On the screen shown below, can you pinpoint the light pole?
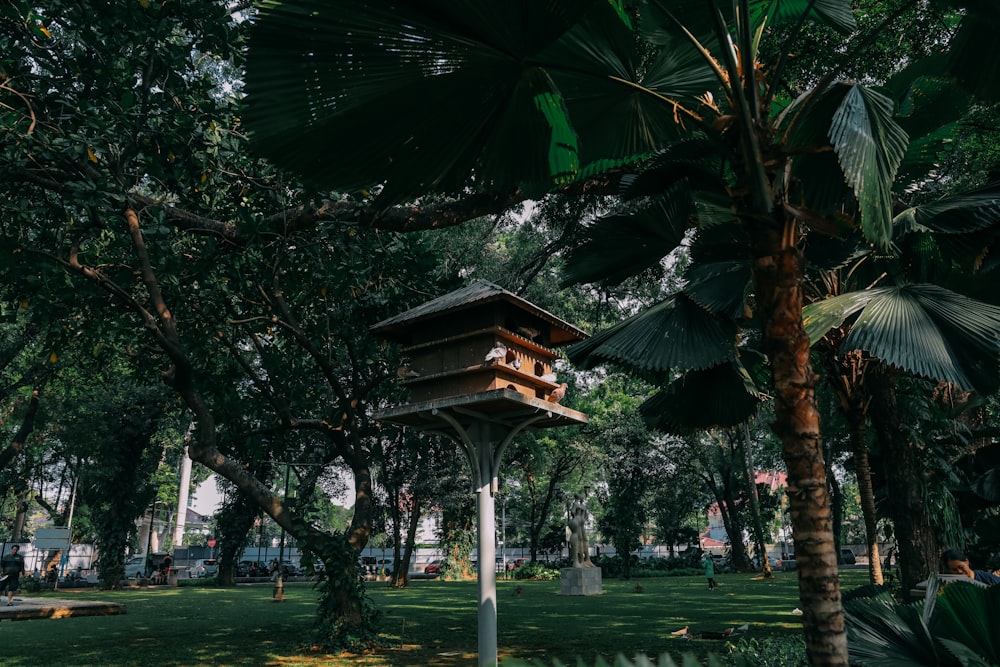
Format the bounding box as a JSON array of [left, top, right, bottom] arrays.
[[144, 489, 158, 578], [273, 462, 291, 602], [499, 493, 507, 577]]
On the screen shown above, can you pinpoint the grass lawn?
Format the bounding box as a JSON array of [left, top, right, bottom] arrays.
[[0, 570, 869, 666]]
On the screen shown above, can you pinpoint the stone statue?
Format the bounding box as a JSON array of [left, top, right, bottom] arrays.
[[568, 494, 594, 567]]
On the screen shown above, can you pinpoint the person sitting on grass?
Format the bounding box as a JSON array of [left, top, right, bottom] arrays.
[[941, 548, 1000, 585]]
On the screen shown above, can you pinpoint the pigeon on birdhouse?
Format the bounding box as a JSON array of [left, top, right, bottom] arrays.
[[547, 383, 567, 403], [515, 325, 541, 340], [509, 358, 522, 370], [540, 372, 557, 383], [484, 342, 507, 363]]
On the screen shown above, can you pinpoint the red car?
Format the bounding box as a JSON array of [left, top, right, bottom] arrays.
[[424, 560, 442, 574]]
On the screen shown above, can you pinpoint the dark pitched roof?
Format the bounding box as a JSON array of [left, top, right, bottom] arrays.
[[371, 279, 587, 344]]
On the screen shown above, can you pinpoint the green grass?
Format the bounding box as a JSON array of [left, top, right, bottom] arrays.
[[0, 571, 870, 666]]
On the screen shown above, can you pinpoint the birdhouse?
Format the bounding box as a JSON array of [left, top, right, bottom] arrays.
[[370, 280, 588, 423]]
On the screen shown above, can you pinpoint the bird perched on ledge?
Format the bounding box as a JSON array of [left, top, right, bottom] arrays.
[[547, 382, 567, 403], [484, 341, 507, 363], [397, 366, 420, 378]]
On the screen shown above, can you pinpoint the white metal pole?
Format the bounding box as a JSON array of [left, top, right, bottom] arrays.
[[475, 437, 498, 667], [174, 442, 193, 546]]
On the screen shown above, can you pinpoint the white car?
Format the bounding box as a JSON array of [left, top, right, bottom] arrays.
[[189, 558, 219, 578], [124, 556, 147, 579]]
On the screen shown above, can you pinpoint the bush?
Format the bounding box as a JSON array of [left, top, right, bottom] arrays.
[[727, 636, 806, 666], [515, 562, 559, 581]]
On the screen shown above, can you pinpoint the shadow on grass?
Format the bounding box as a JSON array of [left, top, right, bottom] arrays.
[[0, 571, 869, 666]]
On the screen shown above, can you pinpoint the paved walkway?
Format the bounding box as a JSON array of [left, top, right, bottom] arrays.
[[0, 597, 126, 621]]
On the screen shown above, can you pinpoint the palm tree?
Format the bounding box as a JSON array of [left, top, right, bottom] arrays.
[[243, 1, 1000, 662]]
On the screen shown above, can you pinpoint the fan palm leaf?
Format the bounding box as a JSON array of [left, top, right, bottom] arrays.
[[943, 0, 1000, 102], [803, 284, 1000, 393], [244, 0, 711, 203], [931, 579, 1000, 664], [749, 0, 856, 34], [844, 578, 947, 666], [561, 182, 694, 287], [639, 356, 763, 433], [895, 182, 1000, 236], [565, 294, 736, 373]]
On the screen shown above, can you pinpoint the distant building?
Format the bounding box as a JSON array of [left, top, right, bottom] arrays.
[[702, 470, 787, 549]]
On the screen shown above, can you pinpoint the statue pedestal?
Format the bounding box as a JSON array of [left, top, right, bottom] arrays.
[[560, 567, 603, 596]]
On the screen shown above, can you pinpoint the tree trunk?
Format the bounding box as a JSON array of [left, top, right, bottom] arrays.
[[750, 220, 846, 665], [848, 404, 883, 585], [868, 364, 939, 595], [0, 385, 41, 474], [741, 423, 773, 578], [829, 473, 843, 562], [395, 494, 422, 588], [705, 477, 747, 570]]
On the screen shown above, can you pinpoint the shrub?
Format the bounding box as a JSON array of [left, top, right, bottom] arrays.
[[515, 562, 559, 581], [727, 636, 806, 666], [502, 652, 735, 666]]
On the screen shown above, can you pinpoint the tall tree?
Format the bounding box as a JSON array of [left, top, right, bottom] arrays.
[[1, 0, 467, 645], [242, 1, 1000, 659]]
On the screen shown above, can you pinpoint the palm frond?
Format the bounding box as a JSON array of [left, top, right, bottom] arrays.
[[682, 260, 751, 319], [945, 1, 1000, 102], [565, 294, 736, 373], [620, 138, 728, 200], [840, 284, 1000, 392], [802, 290, 879, 344], [894, 182, 1000, 236], [844, 589, 942, 666], [561, 183, 693, 287], [244, 0, 653, 202], [828, 85, 909, 249], [931, 580, 1000, 664], [639, 360, 763, 434], [750, 0, 856, 34]]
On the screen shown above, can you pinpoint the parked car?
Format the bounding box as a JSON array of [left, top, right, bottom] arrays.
[[270, 559, 297, 577], [424, 560, 442, 575], [124, 556, 146, 579], [237, 560, 268, 577], [841, 548, 857, 565], [124, 552, 173, 579], [189, 558, 219, 578]]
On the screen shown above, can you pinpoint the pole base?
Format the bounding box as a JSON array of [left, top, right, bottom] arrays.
[[272, 576, 285, 602]]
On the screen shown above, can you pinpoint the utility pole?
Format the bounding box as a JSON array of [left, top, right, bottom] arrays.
[[273, 463, 291, 602]]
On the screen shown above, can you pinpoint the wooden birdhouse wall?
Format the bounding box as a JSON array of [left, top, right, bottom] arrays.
[[397, 305, 561, 403]]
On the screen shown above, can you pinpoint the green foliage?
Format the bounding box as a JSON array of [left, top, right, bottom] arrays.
[[727, 636, 807, 667], [72, 383, 173, 588], [514, 562, 559, 581], [502, 653, 732, 667], [844, 575, 1000, 666]]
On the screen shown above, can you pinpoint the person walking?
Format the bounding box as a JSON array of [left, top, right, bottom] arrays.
[[1, 545, 26, 606], [703, 553, 718, 590]]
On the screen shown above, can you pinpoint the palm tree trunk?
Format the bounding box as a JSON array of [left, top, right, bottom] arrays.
[[750, 217, 846, 665]]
